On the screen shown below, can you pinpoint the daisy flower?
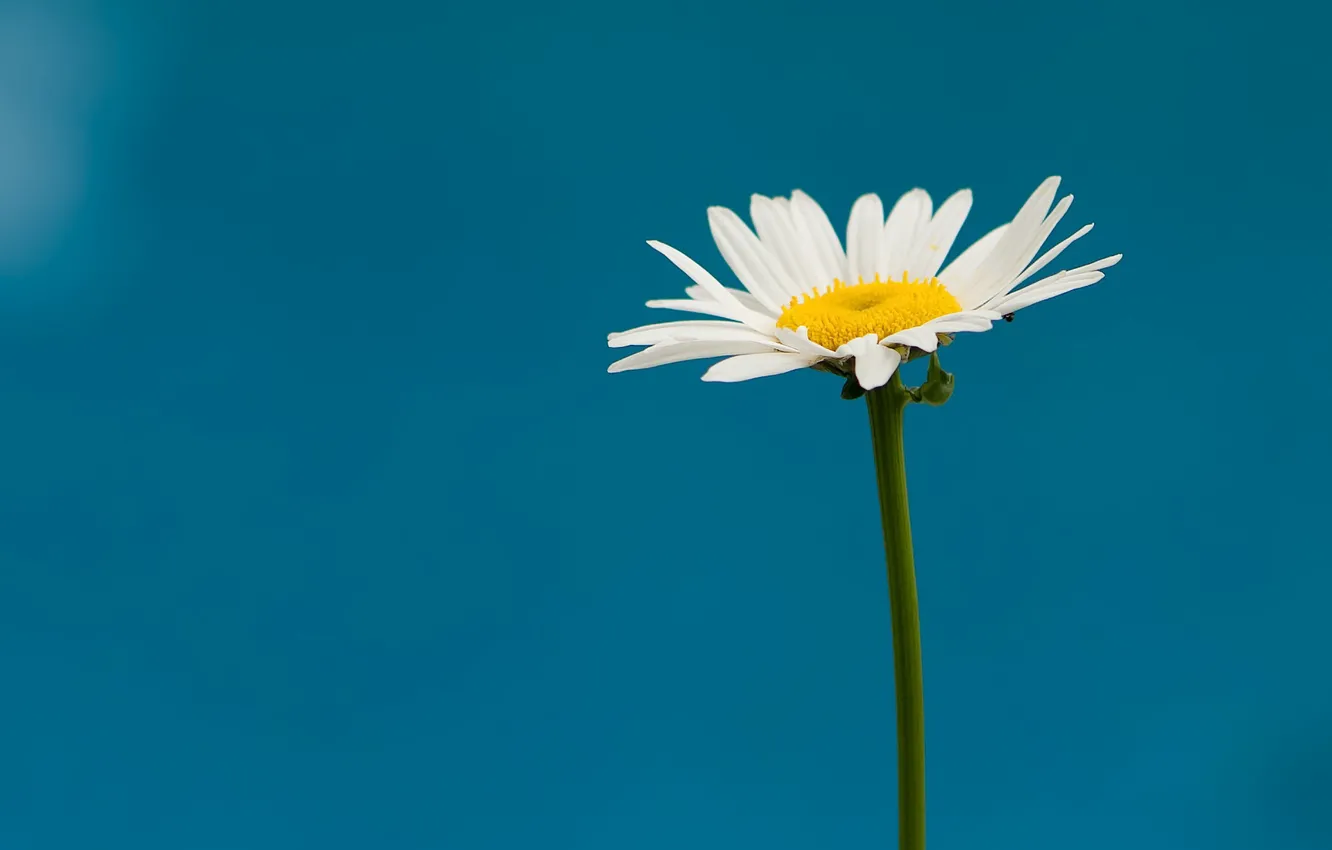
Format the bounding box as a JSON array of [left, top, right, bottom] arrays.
[[608, 177, 1121, 391]]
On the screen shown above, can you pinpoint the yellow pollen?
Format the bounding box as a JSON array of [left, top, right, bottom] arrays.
[[776, 273, 962, 351]]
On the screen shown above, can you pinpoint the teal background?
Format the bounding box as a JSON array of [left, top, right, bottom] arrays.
[[2, 0, 1329, 847]]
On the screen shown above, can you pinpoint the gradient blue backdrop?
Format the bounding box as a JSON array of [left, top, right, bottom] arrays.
[[1, 0, 1329, 847]]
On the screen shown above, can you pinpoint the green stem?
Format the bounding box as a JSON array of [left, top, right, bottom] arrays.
[[866, 373, 925, 850]]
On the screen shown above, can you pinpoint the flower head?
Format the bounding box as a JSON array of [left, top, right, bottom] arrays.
[[608, 177, 1121, 390]]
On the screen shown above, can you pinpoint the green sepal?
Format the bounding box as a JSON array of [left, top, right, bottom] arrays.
[[841, 375, 867, 400]]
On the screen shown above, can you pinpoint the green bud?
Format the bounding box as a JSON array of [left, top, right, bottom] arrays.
[[917, 352, 954, 406]]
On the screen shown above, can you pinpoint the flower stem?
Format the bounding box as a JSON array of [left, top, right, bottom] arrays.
[[866, 372, 925, 850]]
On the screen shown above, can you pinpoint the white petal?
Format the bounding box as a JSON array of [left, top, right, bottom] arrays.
[[996, 254, 1123, 311], [608, 320, 791, 349], [644, 298, 742, 318], [993, 272, 1104, 313], [847, 193, 885, 285], [1079, 253, 1123, 273], [608, 340, 784, 373], [789, 190, 847, 287], [1005, 223, 1093, 291], [880, 326, 941, 352], [838, 335, 902, 391], [924, 311, 1000, 333], [644, 299, 777, 334], [924, 319, 994, 339], [951, 176, 1060, 308], [683, 284, 772, 316], [874, 311, 999, 354], [990, 254, 1120, 314], [773, 325, 838, 357], [647, 240, 756, 319], [708, 206, 799, 313], [773, 198, 827, 294], [854, 342, 902, 391], [701, 351, 822, 382], [937, 224, 1008, 292], [880, 188, 933, 279], [609, 319, 744, 340], [977, 194, 1075, 305], [907, 189, 972, 279], [750, 195, 820, 295]]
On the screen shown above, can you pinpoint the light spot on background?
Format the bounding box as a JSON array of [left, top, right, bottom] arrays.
[[0, 1, 106, 274]]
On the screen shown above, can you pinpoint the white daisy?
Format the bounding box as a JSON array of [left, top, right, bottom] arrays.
[[608, 177, 1122, 390]]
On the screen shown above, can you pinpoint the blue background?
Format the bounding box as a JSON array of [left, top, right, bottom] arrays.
[[1, 0, 1328, 847]]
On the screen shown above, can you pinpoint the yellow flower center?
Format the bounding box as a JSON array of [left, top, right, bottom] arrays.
[[776, 274, 962, 351]]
